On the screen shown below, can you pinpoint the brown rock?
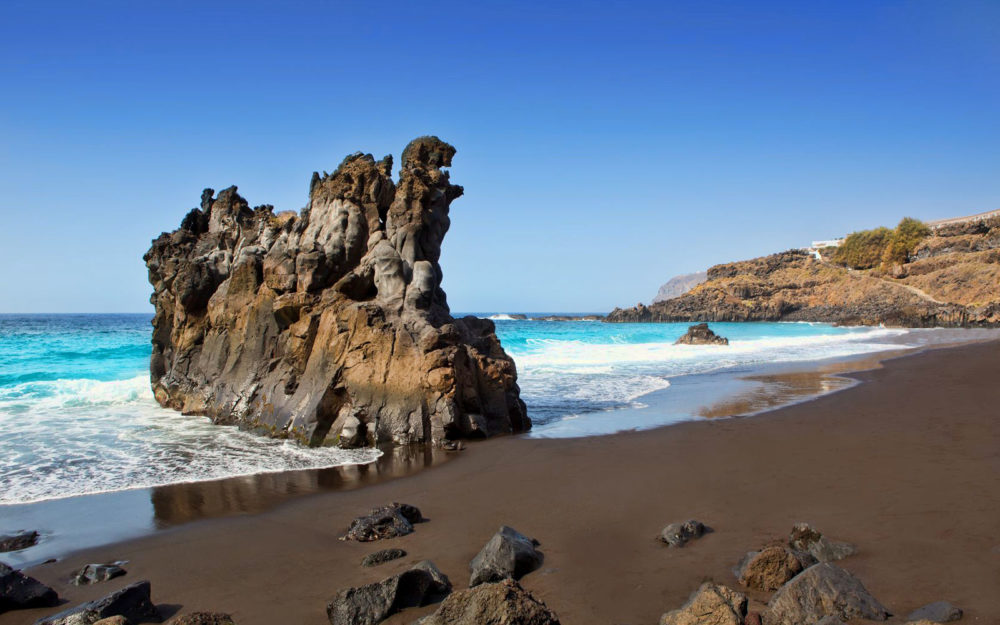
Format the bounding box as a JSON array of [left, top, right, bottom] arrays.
[[788, 523, 856, 562], [659, 582, 747, 625], [736, 545, 815, 591], [145, 137, 529, 448], [417, 579, 560, 625], [765, 563, 889, 625], [93, 617, 130, 625]]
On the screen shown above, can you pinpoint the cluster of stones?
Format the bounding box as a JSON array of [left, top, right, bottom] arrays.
[[655, 520, 963, 625], [145, 137, 528, 449], [1, 546, 235, 624], [0, 571, 235, 624], [2, 515, 967, 624], [331, 503, 557, 625]]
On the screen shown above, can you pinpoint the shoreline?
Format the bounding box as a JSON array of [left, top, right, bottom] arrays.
[[2, 337, 999, 623], [4, 326, 997, 569]]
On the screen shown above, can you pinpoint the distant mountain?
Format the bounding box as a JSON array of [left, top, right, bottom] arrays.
[[652, 271, 707, 303]]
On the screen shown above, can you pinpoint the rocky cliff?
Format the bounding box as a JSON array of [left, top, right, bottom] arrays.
[[145, 137, 529, 448], [608, 218, 1000, 327]]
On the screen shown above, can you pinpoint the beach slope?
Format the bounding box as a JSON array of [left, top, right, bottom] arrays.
[[3, 341, 998, 624]]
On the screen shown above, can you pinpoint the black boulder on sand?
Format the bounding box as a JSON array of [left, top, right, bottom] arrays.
[[469, 526, 543, 587], [326, 561, 451, 625], [33, 580, 161, 625], [0, 561, 59, 614], [342, 503, 424, 542]]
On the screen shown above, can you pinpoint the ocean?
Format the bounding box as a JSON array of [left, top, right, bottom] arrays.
[[0, 313, 929, 507]]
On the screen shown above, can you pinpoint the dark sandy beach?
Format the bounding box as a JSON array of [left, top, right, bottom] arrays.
[[3, 340, 998, 625]]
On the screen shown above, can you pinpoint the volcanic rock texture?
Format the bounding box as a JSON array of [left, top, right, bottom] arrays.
[[145, 137, 528, 447]]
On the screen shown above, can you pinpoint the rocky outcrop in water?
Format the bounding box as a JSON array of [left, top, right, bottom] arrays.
[[674, 324, 728, 345], [145, 137, 528, 447], [609, 216, 1000, 327]]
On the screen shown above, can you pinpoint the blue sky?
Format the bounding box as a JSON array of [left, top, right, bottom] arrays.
[[1, 1, 997, 313]]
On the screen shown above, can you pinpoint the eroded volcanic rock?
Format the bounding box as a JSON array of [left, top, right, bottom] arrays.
[[674, 323, 728, 345], [145, 137, 529, 447], [342, 503, 423, 542]]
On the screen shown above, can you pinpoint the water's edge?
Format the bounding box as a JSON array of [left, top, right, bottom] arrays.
[[6, 327, 998, 568]]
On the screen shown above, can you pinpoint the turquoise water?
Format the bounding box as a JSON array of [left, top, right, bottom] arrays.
[[0, 314, 914, 505], [0, 314, 379, 505], [489, 316, 909, 428]]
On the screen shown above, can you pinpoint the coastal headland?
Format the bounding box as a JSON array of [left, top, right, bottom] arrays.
[[3, 339, 998, 624], [608, 216, 1000, 327]]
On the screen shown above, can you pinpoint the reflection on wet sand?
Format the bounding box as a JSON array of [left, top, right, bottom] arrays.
[[697, 350, 909, 419], [150, 443, 449, 527]]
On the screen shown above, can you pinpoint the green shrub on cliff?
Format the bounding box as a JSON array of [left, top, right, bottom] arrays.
[[833, 227, 893, 269], [832, 217, 930, 270], [882, 217, 931, 266]]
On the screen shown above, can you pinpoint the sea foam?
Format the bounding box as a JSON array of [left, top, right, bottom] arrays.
[[0, 314, 916, 505], [0, 373, 380, 505]]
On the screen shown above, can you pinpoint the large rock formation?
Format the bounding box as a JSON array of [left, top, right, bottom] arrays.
[[609, 217, 1000, 327], [145, 137, 529, 447]]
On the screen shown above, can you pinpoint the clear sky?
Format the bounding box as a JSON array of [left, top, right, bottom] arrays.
[[1, 1, 997, 313]]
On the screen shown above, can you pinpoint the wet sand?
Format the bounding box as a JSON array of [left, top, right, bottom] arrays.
[[3, 340, 999, 624]]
